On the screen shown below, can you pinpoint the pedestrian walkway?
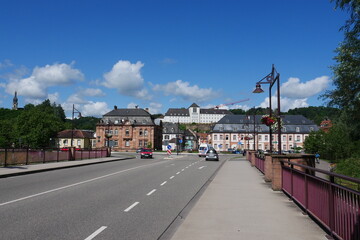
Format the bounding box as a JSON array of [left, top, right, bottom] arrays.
[[0, 156, 132, 178], [170, 158, 328, 240]]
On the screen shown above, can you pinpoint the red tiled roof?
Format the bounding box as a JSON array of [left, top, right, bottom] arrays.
[[57, 130, 95, 139]]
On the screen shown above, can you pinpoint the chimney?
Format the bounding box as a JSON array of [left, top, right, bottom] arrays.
[[135, 105, 138, 109], [145, 108, 149, 112], [114, 105, 118, 110]]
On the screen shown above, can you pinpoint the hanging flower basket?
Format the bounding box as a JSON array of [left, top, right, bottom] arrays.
[[261, 115, 276, 126]]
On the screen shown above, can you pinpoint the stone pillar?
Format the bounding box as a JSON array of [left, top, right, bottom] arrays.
[[271, 155, 283, 191], [247, 150, 256, 166], [264, 154, 272, 182]]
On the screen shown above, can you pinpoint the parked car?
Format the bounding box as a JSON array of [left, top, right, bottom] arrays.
[[140, 148, 153, 158], [205, 149, 219, 161], [136, 148, 144, 153]]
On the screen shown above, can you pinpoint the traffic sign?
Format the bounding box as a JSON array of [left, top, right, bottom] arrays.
[[167, 145, 172, 150], [179, 139, 183, 143]]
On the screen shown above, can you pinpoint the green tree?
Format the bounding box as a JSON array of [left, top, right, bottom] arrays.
[[15, 100, 65, 148]]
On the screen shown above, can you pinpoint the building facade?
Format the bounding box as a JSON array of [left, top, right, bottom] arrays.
[[211, 115, 319, 152], [161, 122, 185, 151], [95, 106, 162, 151], [56, 130, 95, 149], [163, 103, 232, 124]]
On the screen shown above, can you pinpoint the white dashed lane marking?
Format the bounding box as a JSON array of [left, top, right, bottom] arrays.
[[124, 202, 139, 212], [147, 189, 156, 196]]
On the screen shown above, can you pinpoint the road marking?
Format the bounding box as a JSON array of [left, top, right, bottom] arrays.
[[84, 226, 107, 240], [124, 202, 139, 212], [198, 166, 206, 169], [147, 189, 156, 196], [160, 181, 167, 186], [170, 176, 174, 179], [176, 172, 180, 174], [181, 169, 185, 171], [0, 162, 165, 207]]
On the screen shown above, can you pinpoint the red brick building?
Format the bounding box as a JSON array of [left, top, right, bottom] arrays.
[[95, 106, 162, 151]]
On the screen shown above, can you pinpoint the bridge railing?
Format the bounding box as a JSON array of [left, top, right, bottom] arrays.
[[281, 160, 360, 240], [255, 154, 265, 174], [0, 148, 109, 167]]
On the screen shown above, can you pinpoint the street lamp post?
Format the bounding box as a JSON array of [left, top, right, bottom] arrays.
[[71, 104, 82, 147], [253, 64, 282, 154]]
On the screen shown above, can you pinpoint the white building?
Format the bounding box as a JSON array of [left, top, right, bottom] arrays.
[[163, 103, 232, 124], [211, 115, 319, 152]]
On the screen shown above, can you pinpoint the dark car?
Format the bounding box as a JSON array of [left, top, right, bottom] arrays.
[[205, 149, 219, 161], [140, 148, 153, 158], [136, 148, 144, 153]]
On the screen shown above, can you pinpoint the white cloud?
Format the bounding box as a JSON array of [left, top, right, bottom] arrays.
[[149, 102, 162, 114], [48, 92, 60, 104], [281, 76, 330, 98], [103, 60, 150, 99], [259, 96, 309, 112], [153, 80, 217, 103], [67, 93, 88, 104], [81, 101, 110, 117], [5, 63, 84, 100], [127, 102, 138, 108]]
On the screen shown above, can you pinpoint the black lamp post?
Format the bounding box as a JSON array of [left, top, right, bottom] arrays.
[[253, 64, 282, 154], [71, 104, 82, 147]]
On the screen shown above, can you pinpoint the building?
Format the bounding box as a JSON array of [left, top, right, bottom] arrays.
[[163, 103, 232, 124], [162, 122, 185, 151], [211, 115, 319, 152], [56, 130, 95, 149], [95, 106, 162, 151]]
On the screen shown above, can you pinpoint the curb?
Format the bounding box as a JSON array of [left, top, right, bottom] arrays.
[[0, 156, 135, 179]]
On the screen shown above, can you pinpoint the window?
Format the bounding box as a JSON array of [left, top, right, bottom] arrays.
[[214, 144, 218, 149], [289, 135, 292, 141], [310, 127, 314, 131], [125, 129, 130, 136], [214, 135, 218, 140], [164, 135, 169, 140], [144, 129, 148, 136], [296, 135, 301, 142], [125, 140, 130, 147], [265, 135, 268, 141], [193, 108, 197, 113], [225, 135, 229, 140], [139, 140, 143, 147], [114, 140, 118, 146], [225, 144, 229, 149], [77, 140, 81, 146], [144, 140, 148, 147], [296, 127, 300, 132], [282, 127, 286, 132], [114, 129, 118, 135], [219, 135, 223, 140], [232, 135, 236, 141], [283, 145, 286, 150], [139, 129, 143, 136], [282, 135, 286, 141], [258, 135, 262, 141]]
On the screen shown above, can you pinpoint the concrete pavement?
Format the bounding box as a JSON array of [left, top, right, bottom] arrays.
[[170, 157, 328, 240]]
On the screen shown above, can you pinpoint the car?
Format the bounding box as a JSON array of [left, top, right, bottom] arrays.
[[140, 148, 153, 158], [205, 149, 219, 161], [136, 148, 144, 153]]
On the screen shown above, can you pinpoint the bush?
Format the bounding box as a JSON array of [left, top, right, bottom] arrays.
[[335, 157, 360, 179]]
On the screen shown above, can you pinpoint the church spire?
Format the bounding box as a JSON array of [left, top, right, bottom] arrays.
[[12, 91, 18, 110]]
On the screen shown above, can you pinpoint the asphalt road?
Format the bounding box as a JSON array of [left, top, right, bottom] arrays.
[[0, 153, 230, 240]]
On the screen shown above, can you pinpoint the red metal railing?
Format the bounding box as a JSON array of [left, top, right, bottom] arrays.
[[281, 161, 360, 240], [255, 154, 265, 174], [0, 148, 108, 167]]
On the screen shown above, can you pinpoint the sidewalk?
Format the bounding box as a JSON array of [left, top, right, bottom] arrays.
[[170, 158, 328, 240], [0, 155, 133, 178]]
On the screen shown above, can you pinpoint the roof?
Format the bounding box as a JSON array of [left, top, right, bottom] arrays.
[[104, 108, 151, 117], [57, 130, 95, 139], [200, 109, 233, 115], [164, 108, 190, 116], [162, 122, 185, 134], [189, 103, 200, 108], [212, 115, 319, 134]]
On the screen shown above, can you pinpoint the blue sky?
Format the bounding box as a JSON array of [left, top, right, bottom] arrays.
[[0, 0, 348, 117]]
